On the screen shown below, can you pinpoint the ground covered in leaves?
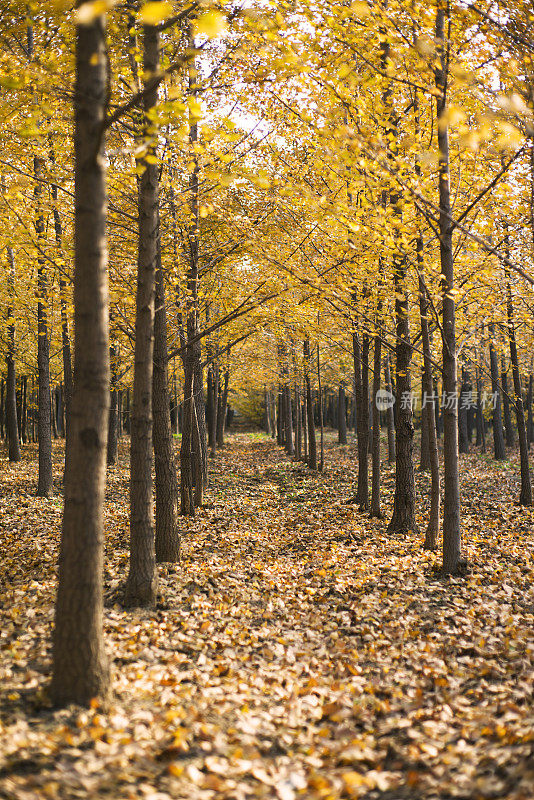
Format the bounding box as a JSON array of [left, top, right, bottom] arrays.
[[1, 431, 533, 800]]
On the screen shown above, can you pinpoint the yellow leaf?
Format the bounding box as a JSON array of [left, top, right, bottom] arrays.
[[139, 1, 174, 25], [193, 11, 227, 38]]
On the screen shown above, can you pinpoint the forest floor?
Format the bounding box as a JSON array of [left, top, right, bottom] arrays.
[[0, 431, 533, 800]]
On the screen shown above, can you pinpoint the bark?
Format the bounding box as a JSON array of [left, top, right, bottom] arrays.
[[505, 267, 532, 505], [35, 154, 53, 497], [304, 340, 317, 470], [50, 155, 73, 442], [353, 329, 369, 508], [180, 368, 195, 516], [207, 365, 217, 455], [527, 374, 533, 447], [283, 380, 294, 456], [216, 369, 229, 447], [435, 4, 462, 573], [475, 353, 486, 452], [338, 384, 347, 445], [302, 386, 308, 461], [6, 247, 20, 462], [387, 256, 417, 534], [419, 380, 430, 471], [501, 358, 515, 448], [370, 333, 382, 518], [317, 344, 324, 471], [295, 383, 302, 460], [384, 351, 395, 463], [50, 13, 110, 706], [458, 369, 470, 454], [192, 368, 206, 507], [124, 18, 160, 608], [107, 343, 119, 465], [21, 376, 27, 444], [153, 248, 180, 561], [418, 273, 440, 550], [488, 324, 506, 460]]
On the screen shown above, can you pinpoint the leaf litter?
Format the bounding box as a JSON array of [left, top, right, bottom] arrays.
[[0, 433, 533, 799]]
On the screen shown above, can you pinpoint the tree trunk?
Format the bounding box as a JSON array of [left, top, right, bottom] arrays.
[[21, 376, 27, 445], [207, 365, 217, 456], [107, 343, 119, 465], [50, 159, 73, 444], [6, 246, 20, 462], [180, 368, 195, 516], [51, 12, 110, 706], [387, 256, 416, 534], [353, 330, 369, 508], [458, 368, 470, 454], [488, 324, 506, 460], [527, 373, 533, 448], [384, 351, 395, 463], [124, 18, 160, 608], [153, 247, 180, 561], [505, 266, 532, 505], [418, 273, 440, 550], [501, 357, 514, 448], [475, 352, 486, 452], [35, 155, 53, 497], [216, 369, 229, 447], [295, 383, 302, 459], [370, 333, 382, 518], [317, 344, 324, 471], [304, 340, 317, 469], [419, 379, 430, 471], [283, 380, 294, 456], [435, 4, 462, 573], [338, 384, 347, 445]]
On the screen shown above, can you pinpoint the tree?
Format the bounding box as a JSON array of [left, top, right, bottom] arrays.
[[51, 8, 110, 706]]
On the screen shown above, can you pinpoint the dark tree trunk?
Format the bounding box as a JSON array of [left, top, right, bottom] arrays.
[[180, 368, 195, 516], [418, 272, 440, 550], [35, 155, 53, 497], [124, 18, 160, 608], [107, 343, 119, 465], [302, 387, 308, 461], [21, 376, 28, 445], [51, 12, 110, 706], [353, 329, 369, 508], [527, 373, 533, 448], [216, 369, 229, 447], [370, 333, 382, 518], [505, 266, 532, 505], [475, 354, 486, 452], [6, 246, 20, 462], [488, 325, 506, 459], [294, 384, 302, 459], [283, 380, 294, 456], [387, 257, 417, 535], [50, 162, 73, 444], [458, 369, 470, 454], [207, 364, 217, 456], [384, 351, 395, 463], [419, 379, 430, 471], [153, 246, 180, 561], [501, 358, 514, 448], [192, 364, 207, 506], [338, 384, 347, 445], [435, 4, 462, 573], [304, 340, 317, 470], [317, 344, 324, 471]]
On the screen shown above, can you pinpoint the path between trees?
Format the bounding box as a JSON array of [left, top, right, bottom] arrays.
[[0, 432, 533, 799]]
